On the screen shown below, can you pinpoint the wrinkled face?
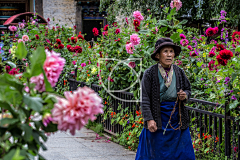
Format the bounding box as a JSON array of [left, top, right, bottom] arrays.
[[155, 46, 175, 68]]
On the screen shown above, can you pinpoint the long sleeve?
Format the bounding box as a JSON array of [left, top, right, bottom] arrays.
[[181, 69, 191, 102], [141, 70, 154, 122]]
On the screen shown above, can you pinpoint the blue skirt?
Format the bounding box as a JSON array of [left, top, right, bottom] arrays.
[[135, 101, 195, 160]]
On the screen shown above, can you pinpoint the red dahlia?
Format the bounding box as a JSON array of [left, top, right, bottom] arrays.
[[219, 49, 233, 60], [206, 27, 215, 37], [74, 46, 82, 53], [213, 27, 219, 34], [92, 27, 99, 36], [67, 45, 74, 52], [35, 34, 39, 40], [216, 44, 225, 52], [104, 24, 109, 31], [112, 22, 117, 27], [58, 44, 64, 49], [78, 34, 84, 40], [232, 31, 240, 41], [115, 28, 120, 34], [99, 51, 103, 58], [216, 55, 228, 66], [56, 39, 61, 45], [135, 26, 140, 32], [208, 60, 216, 71], [71, 37, 77, 43], [208, 51, 216, 57], [133, 19, 140, 27]]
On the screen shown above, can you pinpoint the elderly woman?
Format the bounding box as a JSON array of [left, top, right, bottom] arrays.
[[135, 38, 195, 160]]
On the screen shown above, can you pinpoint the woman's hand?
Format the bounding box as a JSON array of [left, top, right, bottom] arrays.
[[147, 120, 157, 132], [177, 89, 187, 101]]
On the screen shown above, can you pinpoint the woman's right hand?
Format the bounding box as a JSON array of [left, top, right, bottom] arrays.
[[147, 120, 157, 132]]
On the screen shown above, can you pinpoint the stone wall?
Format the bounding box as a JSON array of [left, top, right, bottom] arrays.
[[43, 0, 76, 28]]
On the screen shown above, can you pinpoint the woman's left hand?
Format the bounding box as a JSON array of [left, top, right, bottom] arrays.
[[177, 89, 187, 101]]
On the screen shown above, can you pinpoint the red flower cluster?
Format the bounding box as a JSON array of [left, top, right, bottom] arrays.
[[67, 45, 82, 54], [78, 34, 84, 40], [71, 37, 77, 43], [115, 28, 120, 34], [206, 27, 218, 37], [99, 51, 103, 58], [216, 49, 233, 66], [232, 31, 240, 41], [208, 51, 216, 57], [56, 39, 61, 45], [104, 24, 109, 31], [112, 22, 117, 27], [231, 31, 240, 48], [216, 44, 225, 52], [52, 39, 64, 49], [133, 19, 140, 32], [8, 68, 20, 75], [35, 34, 39, 40], [110, 112, 116, 118], [208, 60, 217, 71], [136, 110, 141, 116], [92, 27, 99, 36]]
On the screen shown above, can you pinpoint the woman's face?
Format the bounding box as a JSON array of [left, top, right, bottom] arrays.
[[155, 46, 175, 68]]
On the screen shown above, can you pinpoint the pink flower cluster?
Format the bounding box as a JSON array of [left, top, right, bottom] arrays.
[[30, 50, 66, 92], [126, 43, 135, 54], [51, 86, 104, 135], [8, 25, 17, 32], [180, 39, 189, 47], [133, 11, 144, 21], [170, 0, 182, 11], [128, 62, 136, 68], [206, 27, 218, 37], [130, 34, 140, 45]]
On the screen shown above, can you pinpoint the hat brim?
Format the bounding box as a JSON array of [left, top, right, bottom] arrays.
[[151, 42, 181, 61]]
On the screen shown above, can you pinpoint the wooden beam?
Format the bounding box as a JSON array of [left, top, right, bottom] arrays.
[[35, 0, 43, 16]]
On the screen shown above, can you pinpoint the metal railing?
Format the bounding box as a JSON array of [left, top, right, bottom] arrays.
[[68, 78, 240, 159]]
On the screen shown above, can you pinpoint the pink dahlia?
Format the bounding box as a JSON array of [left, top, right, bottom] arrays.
[[190, 51, 198, 57], [187, 45, 193, 50], [8, 25, 17, 32], [133, 11, 144, 21], [51, 86, 104, 135], [130, 34, 140, 45], [30, 50, 66, 92], [22, 35, 29, 42], [206, 27, 215, 37], [44, 50, 65, 87], [126, 43, 135, 54], [170, 0, 182, 11], [30, 74, 45, 92], [180, 39, 189, 47], [180, 33, 186, 39], [128, 62, 136, 68], [81, 63, 86, 67], [72, 61, 76, 65], [18, 39, 24, 43]]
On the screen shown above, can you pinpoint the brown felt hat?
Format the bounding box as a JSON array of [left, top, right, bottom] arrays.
[[151, 38, 181, 61]]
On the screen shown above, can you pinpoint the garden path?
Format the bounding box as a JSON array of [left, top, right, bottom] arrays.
[[39, 127, 136, 160]]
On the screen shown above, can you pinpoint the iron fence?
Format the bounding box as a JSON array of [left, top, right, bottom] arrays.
[[68, 78, 240, 159]]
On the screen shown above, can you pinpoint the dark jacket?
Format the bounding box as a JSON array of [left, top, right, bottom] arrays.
[[141, 63, 191, 130]]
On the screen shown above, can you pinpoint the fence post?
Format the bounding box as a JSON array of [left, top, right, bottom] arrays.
[[74, 67, 77, 80], [225, 89, 231, 158]]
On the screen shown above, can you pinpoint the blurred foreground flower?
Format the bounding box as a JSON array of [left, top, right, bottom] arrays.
[[51, 86, 104, 135]]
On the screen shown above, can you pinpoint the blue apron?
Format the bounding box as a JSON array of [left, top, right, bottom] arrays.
[[135, 69, 195, 160]]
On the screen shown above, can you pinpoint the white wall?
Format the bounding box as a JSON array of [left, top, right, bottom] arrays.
[[43, 0, 76, 28]]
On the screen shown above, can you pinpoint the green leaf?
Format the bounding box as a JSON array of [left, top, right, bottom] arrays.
[[177, 29, 183, 33], [0, 101, 18, 117], [42, 67, 54, 92], [170, 32, 181, 43], [157, 20, 168, 26], [178, 19, 188, 25], [0, 118, 19, 127], [229, 100, 239, 110], [30, 47, 46, 77], [5, 61, 16, 68], [20, 124, 33, 142], [232, 73, 238, 81], [12, 148, 25, 160], [42, 122, 58, 132], [138, 30, 150, 34], [15, 42, 27, 59], [0, 74, 24, 94], [197, 62, 203, 67], [160, 27, 168, 32], [3, 149, 16, 160], [23, 95, 43, 112]]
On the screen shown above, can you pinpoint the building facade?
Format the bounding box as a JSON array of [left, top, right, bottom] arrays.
[[1, 0, 106, 41]]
